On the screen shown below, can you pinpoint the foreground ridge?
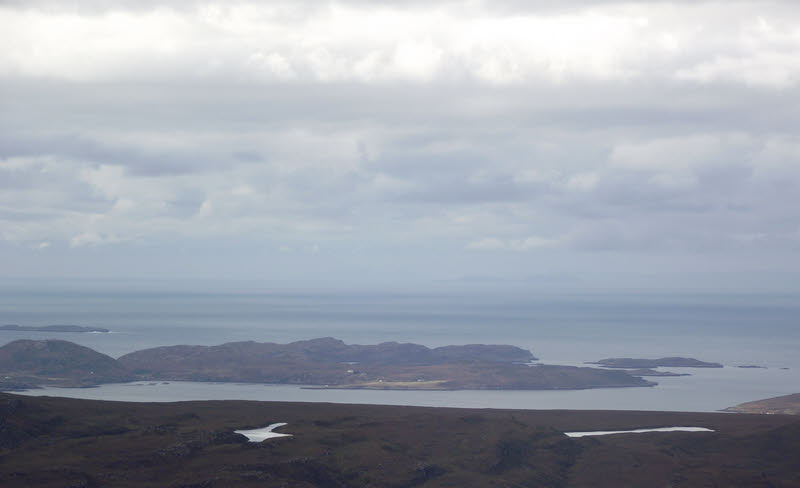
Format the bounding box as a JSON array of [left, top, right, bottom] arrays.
[[1, 393, 798, 487]]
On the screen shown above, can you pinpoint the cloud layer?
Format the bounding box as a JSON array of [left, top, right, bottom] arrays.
[[1, 0, 799, 290]]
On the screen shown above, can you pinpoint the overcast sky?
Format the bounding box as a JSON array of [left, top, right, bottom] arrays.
[[1, 0, 799, 293]]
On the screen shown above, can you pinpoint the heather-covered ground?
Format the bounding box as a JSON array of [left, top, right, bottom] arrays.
[[1, 393, 798, 487]]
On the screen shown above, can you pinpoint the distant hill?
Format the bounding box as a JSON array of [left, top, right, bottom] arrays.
[[0, 340, 131, 389], [590, 357, 723, 368]]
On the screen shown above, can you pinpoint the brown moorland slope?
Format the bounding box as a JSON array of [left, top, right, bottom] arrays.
[[1, 393, 799, 487]]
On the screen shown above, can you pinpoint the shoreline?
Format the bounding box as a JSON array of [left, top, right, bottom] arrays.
[[302, 382, 657, 391], [16, 378, 796, 414]]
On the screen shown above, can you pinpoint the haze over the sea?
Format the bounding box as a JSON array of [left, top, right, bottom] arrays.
[[1, 0, 799, 295]]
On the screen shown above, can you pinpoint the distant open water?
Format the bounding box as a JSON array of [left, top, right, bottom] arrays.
[[3, 288, 799, 411]]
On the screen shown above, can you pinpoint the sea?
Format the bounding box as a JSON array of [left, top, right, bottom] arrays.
[[2, 285, 798, 412]]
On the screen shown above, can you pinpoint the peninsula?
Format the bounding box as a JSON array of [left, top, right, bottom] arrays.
[[0, 338, 655, 391], [723, 393, 800, 415], [117, 338, 654, 390]]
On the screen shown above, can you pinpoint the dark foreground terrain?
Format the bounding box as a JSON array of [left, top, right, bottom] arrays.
[[1, 393, 798, 487]]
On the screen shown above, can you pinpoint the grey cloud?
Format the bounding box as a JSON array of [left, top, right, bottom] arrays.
[[232, 151, 264, 163], [3, 80, 798, 137], [0, 132, 210, 176], [5, 0, 788, 14], [5, 2, 800, 88], [1, 0, 799, 290], [400, 177, 525, 205], [0, 207, 64, 222], [165, 188, 206, 218]]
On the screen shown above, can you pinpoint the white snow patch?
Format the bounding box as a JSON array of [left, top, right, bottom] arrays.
[[565, 427, 714, 437], [235, 422, 292, 442]]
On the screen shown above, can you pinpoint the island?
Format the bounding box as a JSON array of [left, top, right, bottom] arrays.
[[0, 324, 110, 333], [589, 357, 723, 369], [619, 368, 691, 377], [1, 392, 799, 487], [0, 338, 655, 391]]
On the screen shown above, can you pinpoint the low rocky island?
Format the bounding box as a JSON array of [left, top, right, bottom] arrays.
[[0, 338, 655, 391], [589, 357, 723, 369], [619, 368, 691, 377], [0, 324, 110, 333]]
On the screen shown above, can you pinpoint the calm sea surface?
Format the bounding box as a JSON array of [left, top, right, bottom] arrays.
[[3, 287, 799, 412]]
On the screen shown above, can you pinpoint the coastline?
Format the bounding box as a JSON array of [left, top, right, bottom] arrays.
[[303, 382, 657, 391], [16, 370, 796, 413]]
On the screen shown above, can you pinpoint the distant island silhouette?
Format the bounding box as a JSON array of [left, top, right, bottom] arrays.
[[0, 325, 110, 333]]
